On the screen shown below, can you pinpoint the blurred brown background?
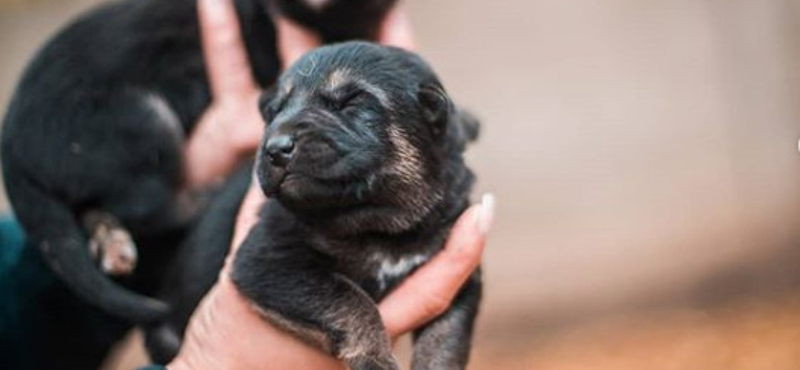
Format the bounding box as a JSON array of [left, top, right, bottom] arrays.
[[2, 0, 800, 369]]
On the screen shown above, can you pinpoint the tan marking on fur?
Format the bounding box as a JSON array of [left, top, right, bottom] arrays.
[[329, 274, 396, 367], [412, 305, 469, 369], [356, 80, 391, 108], [324, 69, 391, 108], [339, 343, 369, 361], [327, 68, 351, 90], [381, 125, 445, 230], [386, 125, 423, 186], [282, 79, 293, 95], [252, 305, 332, 354]]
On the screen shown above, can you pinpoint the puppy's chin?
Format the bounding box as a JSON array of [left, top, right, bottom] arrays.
[[266, 172, 366, 213], [257, 166, 286, 198]]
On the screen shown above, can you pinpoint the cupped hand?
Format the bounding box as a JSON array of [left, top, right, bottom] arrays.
[[169, 192, 493, 370]]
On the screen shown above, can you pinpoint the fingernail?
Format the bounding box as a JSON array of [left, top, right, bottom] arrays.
[[476, 193, 495, 236]]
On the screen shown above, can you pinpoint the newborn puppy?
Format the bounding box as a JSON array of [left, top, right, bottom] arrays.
[[233, 42, 481, 370], [1, 0, 395, 327]]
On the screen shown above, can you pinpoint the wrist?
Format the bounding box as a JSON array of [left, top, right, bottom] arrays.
[[167, 275, 345, 370]]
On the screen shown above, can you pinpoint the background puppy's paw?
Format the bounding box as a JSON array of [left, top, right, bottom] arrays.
[[347, 354, 402, 370], [88, 225, 138, 276]]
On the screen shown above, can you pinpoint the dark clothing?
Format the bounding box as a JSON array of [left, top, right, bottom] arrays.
[[0, 215, 131, 370]]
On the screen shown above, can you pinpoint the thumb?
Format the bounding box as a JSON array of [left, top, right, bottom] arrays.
[[379, 194, 494, 338]]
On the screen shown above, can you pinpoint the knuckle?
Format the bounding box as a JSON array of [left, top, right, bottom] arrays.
[[447, 240, 482, 267], [419, 290, 450, 318]]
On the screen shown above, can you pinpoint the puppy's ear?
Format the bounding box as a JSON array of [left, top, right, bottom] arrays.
[[258, 84, 279, 123], [455, 107, 481, 143], [418, 83, 453, 137]]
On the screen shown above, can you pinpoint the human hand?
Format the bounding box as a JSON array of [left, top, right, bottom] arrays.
[[275, 0, 416, 67], [168, 190, 493, 370], [182, 0, 266, 187]]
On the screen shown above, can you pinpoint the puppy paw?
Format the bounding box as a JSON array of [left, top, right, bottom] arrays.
[[88, 224, 138, 276], [347, 354, 401, 370]]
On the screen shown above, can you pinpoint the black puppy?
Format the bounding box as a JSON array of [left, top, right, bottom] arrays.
[[146, 42, 481, 368], [233, 42, 482, 370], [1, 0, 396, 327]]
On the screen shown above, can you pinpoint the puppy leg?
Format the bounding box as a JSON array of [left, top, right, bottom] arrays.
[[233, 265, 400, 370], [82, 211, 137, 276], [411, 272, 482, 370]]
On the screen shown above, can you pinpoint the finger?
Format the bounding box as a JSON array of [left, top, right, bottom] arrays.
[[220, 179, 266, 275], [275, 16, 321, 68], [379, 2, 416, 50], [198, 0, 258, 100], [171, 278, 345, 370], [231, 179, 266, 251], [379, 194, 495, 338]]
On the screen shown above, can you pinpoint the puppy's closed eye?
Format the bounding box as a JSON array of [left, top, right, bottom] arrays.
[[337, 90, 364, 112], [321, 85, 365, 113]]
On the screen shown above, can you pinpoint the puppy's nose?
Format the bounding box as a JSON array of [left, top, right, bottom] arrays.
[[265, 135, 295, 167]]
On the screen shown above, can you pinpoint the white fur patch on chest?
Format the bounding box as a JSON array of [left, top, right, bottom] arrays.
[[373, 253, 429, 291]]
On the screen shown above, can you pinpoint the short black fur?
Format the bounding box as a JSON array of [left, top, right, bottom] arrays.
[[1, 0, 395, 325], [233, 42, 482, 370], [1, 1, 394, 368]]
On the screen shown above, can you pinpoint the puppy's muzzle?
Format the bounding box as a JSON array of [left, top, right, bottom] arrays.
[[265, 134, 295, 167]]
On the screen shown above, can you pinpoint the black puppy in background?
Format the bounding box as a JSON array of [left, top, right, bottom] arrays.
[[148, 42, 482, 369], [2, 0, 395, 324]]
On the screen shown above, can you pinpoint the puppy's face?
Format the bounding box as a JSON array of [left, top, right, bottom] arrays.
[[256, 43, 475, 228]]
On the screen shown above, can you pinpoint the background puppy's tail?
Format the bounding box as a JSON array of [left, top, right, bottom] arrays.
[[143, 323, 182, 364], [44, 231, 169, 323], [5, 174, 168, 324], [144, 163, 255, 363]]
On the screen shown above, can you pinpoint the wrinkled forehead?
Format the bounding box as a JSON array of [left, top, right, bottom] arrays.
[[279, 60, 400, 107]]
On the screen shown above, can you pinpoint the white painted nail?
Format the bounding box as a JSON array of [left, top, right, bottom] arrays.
[[477, 193, 495, 236]]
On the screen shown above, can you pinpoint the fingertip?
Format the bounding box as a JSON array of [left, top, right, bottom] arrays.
[[198, 0, 233, 29], [379, 3, 416, 50], [275, 16, 321, 68], [477, 193, 495, 237], [447, 193, 495, 255]]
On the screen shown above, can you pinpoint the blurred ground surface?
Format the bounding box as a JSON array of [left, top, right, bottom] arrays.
[[107, 293, 800, 370], [2, 0, 800, 369]]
